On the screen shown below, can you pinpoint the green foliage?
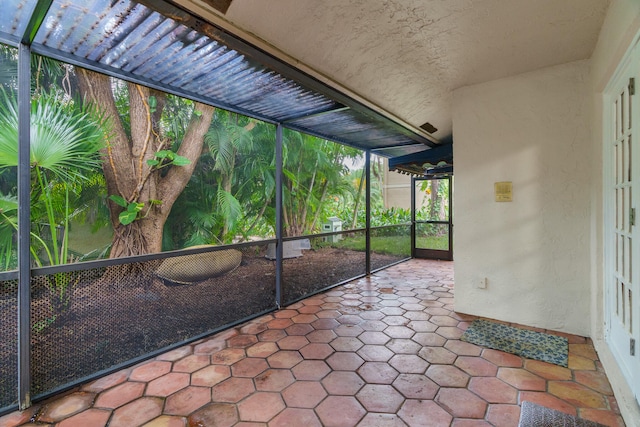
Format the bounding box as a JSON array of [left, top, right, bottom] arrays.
[[146, 150, 191, 168], [0, 89, 105, 314], [110, 149, 189, 226]]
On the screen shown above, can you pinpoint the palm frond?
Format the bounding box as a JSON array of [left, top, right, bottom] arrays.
[[0, 90, 105, 182]]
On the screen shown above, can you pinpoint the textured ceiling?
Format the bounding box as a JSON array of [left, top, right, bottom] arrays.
[[177, 0, 610, 142]]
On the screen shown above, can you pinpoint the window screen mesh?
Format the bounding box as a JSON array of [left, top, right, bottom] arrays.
[[282, 232, 366, 305], [0, 279, 17, 410], [370, 225, 411, 271], [29, 244, 275, 398]]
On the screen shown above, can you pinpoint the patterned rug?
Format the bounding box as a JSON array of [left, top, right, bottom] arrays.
[[461, 319, 569, 367], [519, 401, 607, 426]]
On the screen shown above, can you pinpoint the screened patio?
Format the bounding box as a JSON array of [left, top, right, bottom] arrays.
[[0, 0, 453, 415]]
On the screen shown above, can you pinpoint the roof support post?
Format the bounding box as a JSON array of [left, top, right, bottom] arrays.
[[17, 42, 32, 410], [365, 150, 371, 275], [275, 124, 283, 308], [411, 176, 416, 259]]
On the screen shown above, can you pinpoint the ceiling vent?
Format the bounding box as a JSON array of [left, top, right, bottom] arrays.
[[202, 0, 234, 14], [420, 122, 438, 134]]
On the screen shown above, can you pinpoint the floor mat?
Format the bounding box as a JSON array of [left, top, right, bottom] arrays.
[[519, 401, 607, 427], [461, 319, 568, 366]]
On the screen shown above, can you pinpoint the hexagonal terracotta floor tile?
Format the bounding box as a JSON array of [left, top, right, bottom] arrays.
[[254, 369, 295, 392], [316, 396, 366, 427], [193, 339, 226, 355], [246, 342, 279, 358], [285, 323, 314, 336], [95, 381, 145, 408], [480, 349, 523, 368], [445, 340, 482, 356], [436, 388, 487, 418], [389, 355, 429, 374], [57, 409, 111, 427], [299, 343, 335, 359], [146, 372, 190, 397], [282, 381, 327, 408], [164, 386, 211, 416], [393, 373, 439, 400], [548, 381, 608, 409], [191, 364, 231, 386], [39, 392, 96, 422], [469, 377, 517, 404], [412, 332, 446, 347], [109, 397, 164, 427], [291, 360, 331, 380], [129, 361, 172, 382], [358, 362, 399, 384], [486, 404, 521, 427], [497, 368, 546, 391], [334, 324, 365, 337], [269, 408, 322, 427], [307, 329, 338, 343], [277, 335, 310, 350], [141, 415, 188, 427], [267, 350, 304, 369], [426, 365, 470, 387], [231, 357, 269, 378], [330, 336, 364, 352], [358, 345, 394, 362], [237, 392, 285, 423], [359, 331, 391, 345], [455, 356, 498, 377], [172, 354, 210, 373], [258, 329, 287, 342], [188, 402, 238, 427], [524, 360, 572, 381], [82, 370, 130, 393], [211, 380, 253, 407], [419, 346, 457, 364], [210, 348, 245, 365], [398, 399, 452, 427], [356, 384, 405, 412], [385, 338, 422, 354], [322, 371, 366, 395], [227, 334, 258, 348]]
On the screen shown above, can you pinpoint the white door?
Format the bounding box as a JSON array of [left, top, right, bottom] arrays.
[[605, 38, 640, 404]]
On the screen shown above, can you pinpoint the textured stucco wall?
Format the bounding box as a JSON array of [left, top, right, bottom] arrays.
[[452, 60, 592, 336]]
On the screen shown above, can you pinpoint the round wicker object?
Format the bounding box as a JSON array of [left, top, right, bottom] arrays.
[[156, 246, 242, 285]]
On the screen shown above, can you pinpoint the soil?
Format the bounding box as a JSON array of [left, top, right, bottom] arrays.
[[0, 246, 403, 408]]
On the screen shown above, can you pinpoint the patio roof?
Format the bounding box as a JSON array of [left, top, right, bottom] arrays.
[[0, 0, 443, 161], [388, 143, 453, 176]]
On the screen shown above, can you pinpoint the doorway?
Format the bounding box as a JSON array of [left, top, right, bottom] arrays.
[[412, 176, 453, 260]]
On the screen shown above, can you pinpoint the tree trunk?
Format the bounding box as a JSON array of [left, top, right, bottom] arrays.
[[76, 68, 215, 257], [428, 179, 440, 220], [351, 168, 366, 229]]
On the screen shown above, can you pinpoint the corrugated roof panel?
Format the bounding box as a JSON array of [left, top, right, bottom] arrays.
[[372, 144, 431, 158], [0, 0, 37, 41], [31, 0, 340, 123], [15, 0, 435, 150], [289, 108, 420, 148]]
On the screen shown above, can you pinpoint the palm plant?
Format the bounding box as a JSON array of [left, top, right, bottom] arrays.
[[204, 112, 253, 241], [0, 89, 105, 313]]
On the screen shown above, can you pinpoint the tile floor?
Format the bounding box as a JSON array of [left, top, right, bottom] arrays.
[[0, 259, 626, 427]]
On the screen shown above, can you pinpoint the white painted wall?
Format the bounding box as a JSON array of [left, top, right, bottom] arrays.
[[452, 60, 592, 336], [588, 0, 640, 424]]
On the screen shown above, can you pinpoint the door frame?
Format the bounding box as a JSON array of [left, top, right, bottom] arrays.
[[411, 176, 453, 260], [603, 34, 640, 404]]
